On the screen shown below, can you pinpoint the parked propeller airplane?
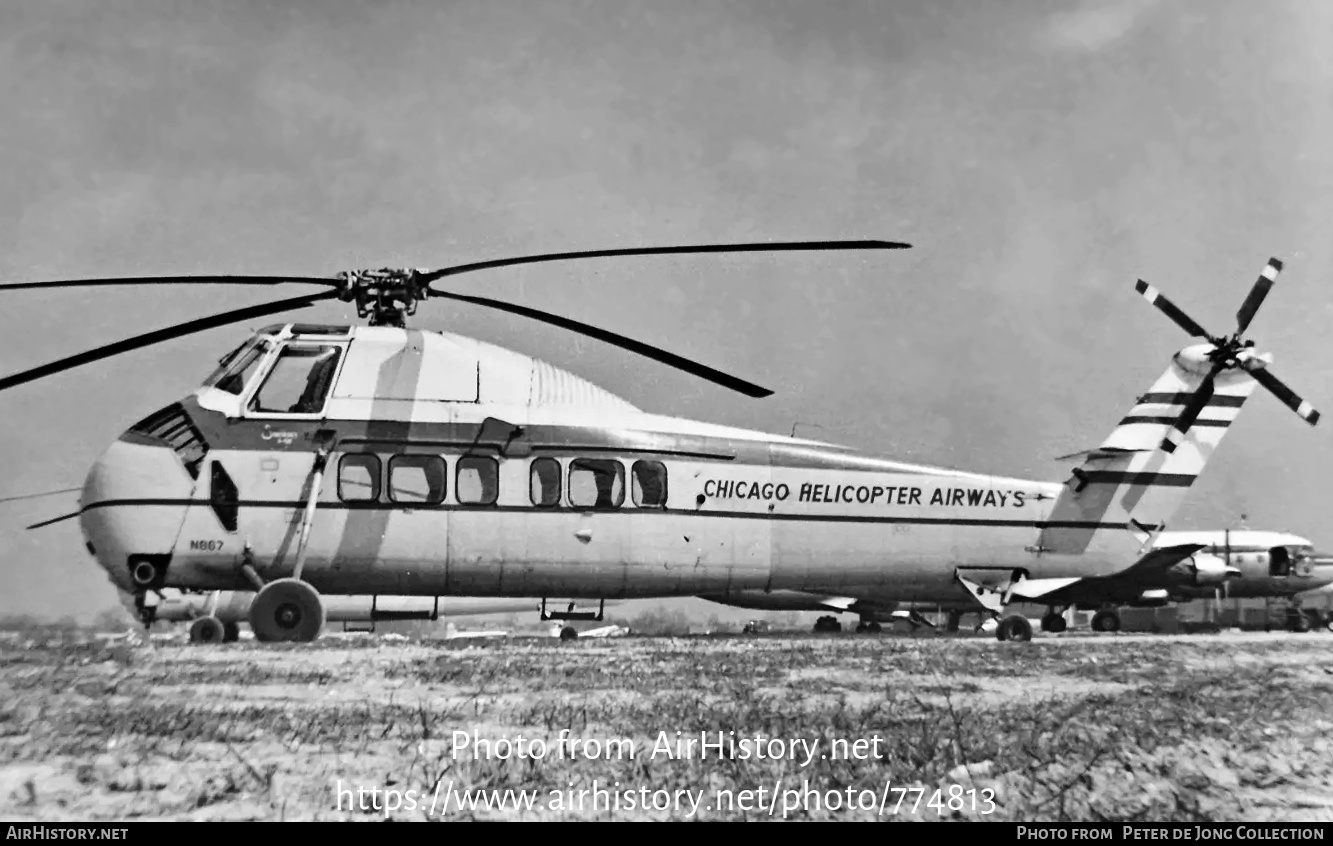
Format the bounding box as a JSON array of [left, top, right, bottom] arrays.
[[701, 528, 1333, 636], [4, 243, 1319, 644], [132, 588, 621, 642]]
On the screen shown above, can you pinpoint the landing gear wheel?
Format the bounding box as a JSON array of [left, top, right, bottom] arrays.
[[946, 610, 961, 633], [249, 578, 325, 643], [813, 615, 842, 633], [1040, 614, 1067, 634], [866, 621, 882, 634], [998, 615, 1033, 642], [189, 616, 225, 644], [559, 626, 578, 641], [1290, 612, 1312, 633], [1091, 609, 1121, 633], [222, 622, 240, 643]]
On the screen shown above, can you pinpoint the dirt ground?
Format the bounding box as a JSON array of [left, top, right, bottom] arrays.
[[1, 629, 1331, 822]]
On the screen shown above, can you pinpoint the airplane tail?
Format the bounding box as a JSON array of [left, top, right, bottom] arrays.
[[1035, 257, 1320, 563]]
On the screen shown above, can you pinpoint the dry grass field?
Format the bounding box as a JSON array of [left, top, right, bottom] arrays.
[[1, 630, 1331, 822]]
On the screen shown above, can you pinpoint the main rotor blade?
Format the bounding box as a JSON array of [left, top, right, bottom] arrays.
[[0, 274, 340, 292], [1160, 364, 1221, 453], [1243, 361, 1321, 425], [1135, 280, 1214, 340], [0, 486, 81, 505], [0, 290, 339, 393], [1234, 257, 1282, 336], [431, 290, 773, 397], [27, 510, 81, 530], [420, 240, 911, 284]]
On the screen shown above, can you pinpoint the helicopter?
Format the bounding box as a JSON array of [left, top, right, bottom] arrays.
[[2, 242, 1319, 644]]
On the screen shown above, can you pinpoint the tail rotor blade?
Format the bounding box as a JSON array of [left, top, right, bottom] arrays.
[[1234, 258, 1282, 335], [1160, 365, 1221, 453], [1134, 280, 1214, 340], [1242, 361, 1321, 425]]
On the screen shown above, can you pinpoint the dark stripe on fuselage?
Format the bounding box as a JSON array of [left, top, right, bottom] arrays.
[[77, 497, 1131, 530], [1136, 392, 1247, 407], [1117, 416, 1230, 428]]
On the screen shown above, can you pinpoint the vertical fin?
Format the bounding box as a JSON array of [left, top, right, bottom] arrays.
[[1036, 351, 1260, 558]]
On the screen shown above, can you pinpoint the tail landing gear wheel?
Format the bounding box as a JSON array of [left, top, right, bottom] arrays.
[[1040, 614, 1067, 634], [1091, 609, 1121, 633], [249, 578, 325, 643], [997, 615, 1033, 642], [223, 622, 240, 643], [189, 616, 225, 644], [559, 626, 578, 641]]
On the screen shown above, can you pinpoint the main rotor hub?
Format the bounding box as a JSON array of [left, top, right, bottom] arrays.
[[336, 268, 432, 328]]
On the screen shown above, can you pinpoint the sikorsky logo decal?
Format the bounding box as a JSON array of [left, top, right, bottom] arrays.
[[261, 425, 299, 446], [702, 479, 1028, 509]]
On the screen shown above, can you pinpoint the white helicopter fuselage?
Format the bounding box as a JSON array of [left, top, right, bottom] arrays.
[[76, 323, 1259, 608]]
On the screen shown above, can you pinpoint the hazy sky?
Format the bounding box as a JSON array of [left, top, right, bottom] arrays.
[[3, 0, 1332, 622]]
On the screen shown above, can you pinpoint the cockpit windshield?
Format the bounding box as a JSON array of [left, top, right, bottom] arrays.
[[247, 344, 343, 415], [202, 338, 271, 396]]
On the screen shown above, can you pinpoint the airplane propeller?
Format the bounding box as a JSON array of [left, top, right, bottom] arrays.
[[1134, 257, 1320, 453], [0, 239, 910, 398]]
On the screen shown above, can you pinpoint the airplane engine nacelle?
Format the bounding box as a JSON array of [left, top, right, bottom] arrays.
[[1168, 553, 1236, 587], [1130, 589, 1171, 608]]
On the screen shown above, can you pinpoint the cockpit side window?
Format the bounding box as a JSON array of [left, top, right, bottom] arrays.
[[206, 340, 270, 396], [248, 344, 343, 415]]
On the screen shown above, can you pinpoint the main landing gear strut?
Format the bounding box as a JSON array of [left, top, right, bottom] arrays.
[[541, 599, 607, 642], [238, 435, 335, 644], [953, 569, 1035, 643]]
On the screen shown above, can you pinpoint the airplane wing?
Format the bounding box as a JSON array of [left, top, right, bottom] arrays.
[[1010, 543, 1207, 606]]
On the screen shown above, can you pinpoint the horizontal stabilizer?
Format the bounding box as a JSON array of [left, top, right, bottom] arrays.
[[1053, 446, 1150, 462]]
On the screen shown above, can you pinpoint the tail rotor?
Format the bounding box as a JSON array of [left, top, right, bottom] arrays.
[[1134, 256, 1320, 453]]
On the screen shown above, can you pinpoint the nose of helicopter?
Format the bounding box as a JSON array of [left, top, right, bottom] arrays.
[[78, 435, 196, 595]]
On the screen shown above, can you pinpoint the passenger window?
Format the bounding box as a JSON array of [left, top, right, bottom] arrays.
[[389, 455, 446, 505], [338, 454, 380, 502], [457, 455, 499, 505], [631, 460, 668, 508], [530, 457, 561, 507], [568, 458, 624, 509], [248, 344, 342, 414]]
